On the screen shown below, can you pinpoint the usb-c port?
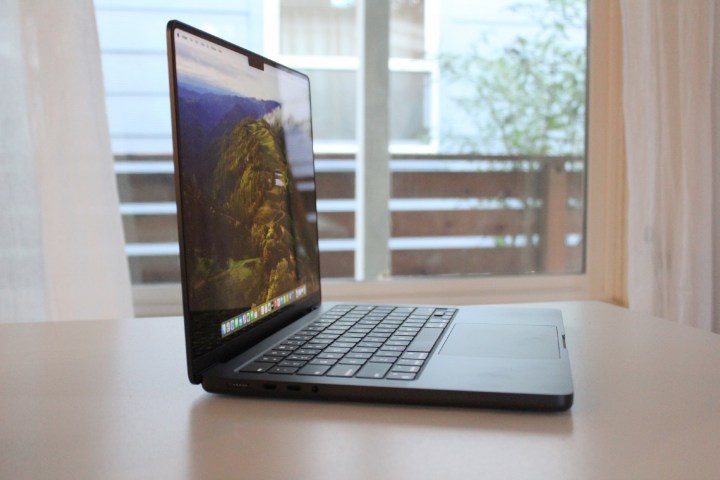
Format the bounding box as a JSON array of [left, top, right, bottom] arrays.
[[287, 385, 301, 392]]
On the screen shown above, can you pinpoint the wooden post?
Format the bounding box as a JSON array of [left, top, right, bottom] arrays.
[[540, 160, 569, 273]]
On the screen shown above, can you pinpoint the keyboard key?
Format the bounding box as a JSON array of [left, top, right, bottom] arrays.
[[389, 335, 414, 341], [394, 307, 415, 314], [326, 364, 361, 377], [339, 333, 365, 340], [360, 320, 382, 325], [304, 326, 325, 332], [346, 352, 373, 359], [374, 351, 400, 358], [356, 362, 392, 379], [287, 354, 313, 361], [397, 327, 420, 334], [326, 327, 349, 334], [338, 319, 361, 325], [391, 365, 420, 373], [290, 335, 313, 341], [346, 328, 372, 334], [368, 356, 395, 363], [259, 356, 283, 363], [276, 344, 298, 351], [350, 347, 377, 354], [268, 366, 299, 374], [315, 333, 341, 340], [309, 358, 338, 366], [339, 358, 367, 366], [267, 350, 290, 357], [317, 352, 344, 359], [404, 320, 425, 326], [406, 327, 443, 352], [353, 305, 374, 312], [395, 359, 425, 367], [297, 364, 331, 376], [324, 347, 351, 354], [279, 360, 307, 368], [401, 352, 428, 360], [296, 348, 321, 355], [380, 319, 403, 325], [239, 362, 275, 373], [373, 328, 396, 334], [378, 345, 405, 352], [387, 372, 416, 380], [366, 333, 391, 340]]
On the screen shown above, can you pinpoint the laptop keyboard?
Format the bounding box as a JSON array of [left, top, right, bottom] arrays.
[[238, 305, 456, 381]]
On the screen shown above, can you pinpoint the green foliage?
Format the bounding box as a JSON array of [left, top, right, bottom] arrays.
[[441, 0, 586, 156]]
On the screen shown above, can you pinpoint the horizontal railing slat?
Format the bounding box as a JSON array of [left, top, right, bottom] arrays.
[[116, 153, 585, 276]]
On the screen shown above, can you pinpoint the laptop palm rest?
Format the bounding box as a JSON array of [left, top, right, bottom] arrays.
[[439, 323, 560, 360]]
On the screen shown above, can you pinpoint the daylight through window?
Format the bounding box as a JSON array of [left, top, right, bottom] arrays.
[[95, 0, 587, 286]]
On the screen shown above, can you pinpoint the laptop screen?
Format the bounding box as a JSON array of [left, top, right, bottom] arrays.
[[169, 24, 321, 359]]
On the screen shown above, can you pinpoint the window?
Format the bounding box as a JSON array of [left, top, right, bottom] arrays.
[[95, 0, 624, 314]]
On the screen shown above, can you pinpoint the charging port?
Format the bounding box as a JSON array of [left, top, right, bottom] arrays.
[[287, 385, 301, 392]]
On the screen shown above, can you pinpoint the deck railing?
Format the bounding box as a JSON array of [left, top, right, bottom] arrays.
[[115, 152, 585, 283]]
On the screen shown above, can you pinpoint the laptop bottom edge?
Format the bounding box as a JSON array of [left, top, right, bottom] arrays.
[[202, 376, 574, 412]]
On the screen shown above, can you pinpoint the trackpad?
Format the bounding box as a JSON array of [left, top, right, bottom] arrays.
[[440, 323, 560, 360]]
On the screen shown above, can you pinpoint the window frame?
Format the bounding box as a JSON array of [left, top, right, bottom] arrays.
[[131, 0, 626, 316]]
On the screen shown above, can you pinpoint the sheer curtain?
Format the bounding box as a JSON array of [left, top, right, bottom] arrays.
[[0, 0, 133, 322], [621, 0, 719, 332]]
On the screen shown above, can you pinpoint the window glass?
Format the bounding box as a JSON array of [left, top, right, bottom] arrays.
[[391, 0, 587, 276], [390, 0, 425, 59], [306, 70, 356, 142], [280, 0, 356, 56], [95, 0, 587, 286]]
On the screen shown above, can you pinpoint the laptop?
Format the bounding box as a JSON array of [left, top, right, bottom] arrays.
[[166, 20, 573, 411]]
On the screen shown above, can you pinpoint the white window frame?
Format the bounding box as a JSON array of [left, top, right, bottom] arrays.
[[132, 0, 626, 316]]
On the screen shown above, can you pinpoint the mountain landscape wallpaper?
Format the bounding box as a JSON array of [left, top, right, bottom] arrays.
[[176, 81, 320, 321]]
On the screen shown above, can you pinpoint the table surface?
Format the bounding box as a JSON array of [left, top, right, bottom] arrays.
[[2, 300, 719, 480]]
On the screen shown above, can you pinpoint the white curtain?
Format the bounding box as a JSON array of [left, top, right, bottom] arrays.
[[0, 0, 133, 322], [621, 0, 720, 332]]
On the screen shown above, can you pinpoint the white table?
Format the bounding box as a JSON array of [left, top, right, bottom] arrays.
[[2, 301, 719, 479]]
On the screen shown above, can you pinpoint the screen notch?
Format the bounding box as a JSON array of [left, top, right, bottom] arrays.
[[248, 55, 264, 70]]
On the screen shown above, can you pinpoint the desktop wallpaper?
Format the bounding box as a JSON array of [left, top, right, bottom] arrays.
[[173, 31, 320, 356]]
